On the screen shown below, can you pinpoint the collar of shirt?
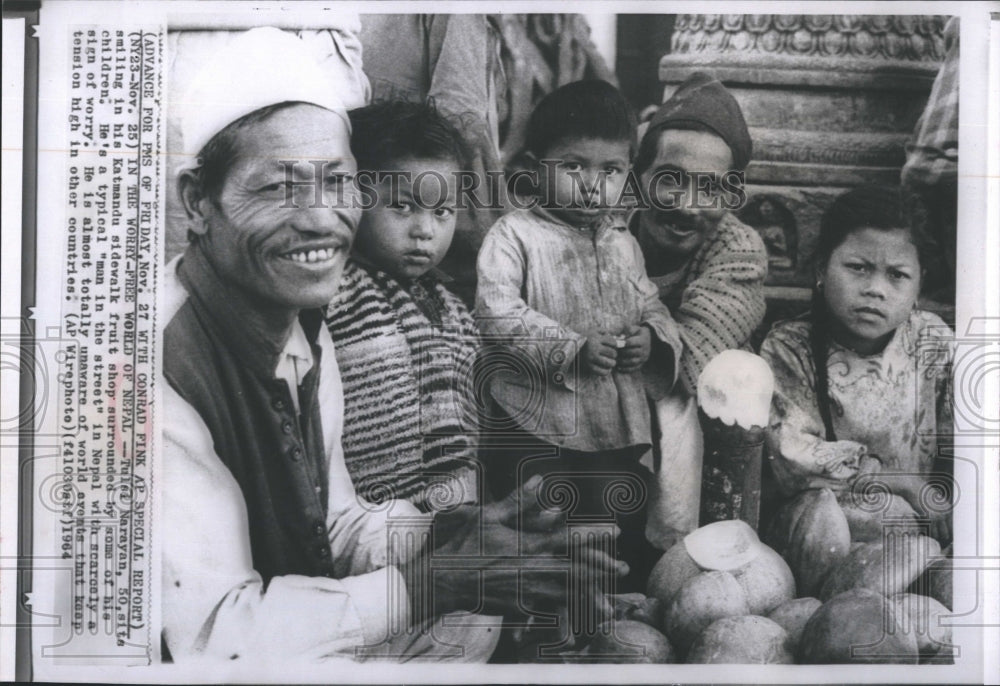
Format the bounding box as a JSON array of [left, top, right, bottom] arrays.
[[274, 319, 314, 413], [530, 203, 628, 235]]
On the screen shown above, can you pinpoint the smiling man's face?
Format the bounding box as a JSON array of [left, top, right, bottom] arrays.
[[196, 104, 360, 310], [637, 128, 733, 267]]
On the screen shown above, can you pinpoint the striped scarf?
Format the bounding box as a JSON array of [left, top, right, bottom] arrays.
[[325, 260, 480, 510]]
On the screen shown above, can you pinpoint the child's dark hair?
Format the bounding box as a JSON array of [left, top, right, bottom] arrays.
[[525, 80, 637, 158], [348, 100, 471, 173], [810, 185, 935, 439]]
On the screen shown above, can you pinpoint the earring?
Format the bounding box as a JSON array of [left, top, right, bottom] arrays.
[[816, 280, 823, 289]]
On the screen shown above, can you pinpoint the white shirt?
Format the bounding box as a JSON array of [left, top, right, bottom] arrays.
[[161, 257, 429, 663]]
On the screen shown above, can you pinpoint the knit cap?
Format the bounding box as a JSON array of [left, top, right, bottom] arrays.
[[644, 72, 752, 170]]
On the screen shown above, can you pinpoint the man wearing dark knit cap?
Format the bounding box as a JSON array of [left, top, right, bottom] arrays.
[[631, 72, 768, 549]]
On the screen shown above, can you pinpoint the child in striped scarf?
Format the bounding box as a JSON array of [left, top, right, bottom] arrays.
[[326, 101, 481, 512]]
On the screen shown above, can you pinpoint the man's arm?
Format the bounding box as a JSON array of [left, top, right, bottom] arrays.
[[674, 217, 767, 393], [627, 234, 682, 388], [162, 384, 408, 662]]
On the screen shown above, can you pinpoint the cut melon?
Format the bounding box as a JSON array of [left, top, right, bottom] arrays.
[[683, 519, 760, 572], [697, 350, 774, 429]]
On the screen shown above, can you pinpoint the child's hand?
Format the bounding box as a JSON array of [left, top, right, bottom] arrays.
[[616, 325, 652, 372], [582, 333, 619, 376]]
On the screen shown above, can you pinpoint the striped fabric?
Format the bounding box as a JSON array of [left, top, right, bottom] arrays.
[[649, 213, 769, 393], [901, 16, 959, 189], [326, 260, 480, 510]]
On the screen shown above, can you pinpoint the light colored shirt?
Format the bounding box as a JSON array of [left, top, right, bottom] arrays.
[[161, 257, 428, 662], [274, 320, 314, 414], [475, 208, 681, 452], [760, 309, 954, 496]]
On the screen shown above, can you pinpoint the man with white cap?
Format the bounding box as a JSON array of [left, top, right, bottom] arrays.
[[161, 28, 623, 664]]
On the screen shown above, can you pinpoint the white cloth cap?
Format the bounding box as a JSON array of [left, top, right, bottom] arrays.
[[176, 27, 349, 165]]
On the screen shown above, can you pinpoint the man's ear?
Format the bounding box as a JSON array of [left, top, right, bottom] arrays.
[[178, 169, 210, 236]]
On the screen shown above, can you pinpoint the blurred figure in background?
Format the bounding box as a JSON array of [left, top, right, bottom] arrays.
[[901, 16, 959, 305], [360, 14, 507, 305]]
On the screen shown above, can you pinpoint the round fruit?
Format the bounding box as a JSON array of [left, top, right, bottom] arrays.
[[799, 589, 918, 664], [734, 543, 796, 615], [892, 593, 953, 660], [820, 536, 941, 601], [687, 615, 794, 664], [909, 554, 953, 610], [586, 620, 676, 663], [767, 597, 821, 653], [779, 488, 852, 597], [647, 543, 702, 605], [663, 570, 751, 653], [839, 493, 920, 542]]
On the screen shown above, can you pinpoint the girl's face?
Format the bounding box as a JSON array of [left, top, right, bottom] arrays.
[[354, 157, 458, 280], [820, 227, 921, 355]]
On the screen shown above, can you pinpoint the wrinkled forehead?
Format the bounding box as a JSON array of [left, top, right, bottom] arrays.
[[651, 128, 734, 175], [229, 104, 356, 173]]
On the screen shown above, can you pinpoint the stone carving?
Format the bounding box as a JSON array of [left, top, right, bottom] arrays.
[[671, 14, 946, 62], [737, 195, 798, 271], [658, 14, 946, 293]]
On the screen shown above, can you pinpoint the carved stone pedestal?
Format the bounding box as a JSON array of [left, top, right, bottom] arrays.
[[660, 14, 947, 310]]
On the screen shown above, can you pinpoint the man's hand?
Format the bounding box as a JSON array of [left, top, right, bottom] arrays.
[[616, 325, 652, 372], [581, 333, 619, 376], [404, 475, 628, 623]]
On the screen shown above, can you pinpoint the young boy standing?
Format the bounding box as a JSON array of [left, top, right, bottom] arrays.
[[476, 80, 681, 589]]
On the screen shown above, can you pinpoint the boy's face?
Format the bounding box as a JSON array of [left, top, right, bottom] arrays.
[[354, 157, 458, 280], [538, 137, 630, 227]]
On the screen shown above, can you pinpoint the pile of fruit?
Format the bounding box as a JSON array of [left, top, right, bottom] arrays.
[[578, 500, 953, 664]]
